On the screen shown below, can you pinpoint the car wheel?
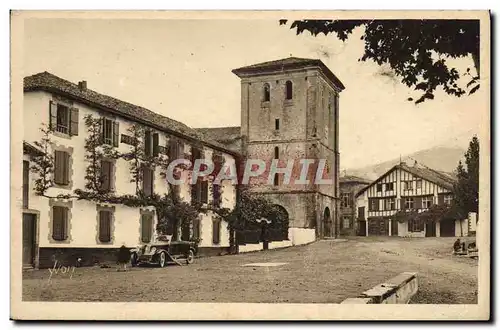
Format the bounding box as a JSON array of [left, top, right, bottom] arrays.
[[130, 253, 138, 267], [186, 249, 195, 265], [159, 252, 166, 268]]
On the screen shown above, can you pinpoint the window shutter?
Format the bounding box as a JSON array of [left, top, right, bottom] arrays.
[[69, 108, 79, 136], [142, 167, 153, 196], [112, 122, 119, 147], [141, 214, 152, 243], [144, 131, 152, 157], [101, 160, 111, 191], [49, 101, 57, 131], [100, 117, 105, 144], [63, 152, 70, 185], [201, 180, 208, 204], [212, 219, 220, 245], [54, 151, 62, 184], [23, 160, 29, 209], [52, 206, 61, 240], [152, 133, 159, 157], [99, 211, 111, 242]]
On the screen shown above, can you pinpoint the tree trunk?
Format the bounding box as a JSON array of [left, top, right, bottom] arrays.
[[472, 51, 480, 78]]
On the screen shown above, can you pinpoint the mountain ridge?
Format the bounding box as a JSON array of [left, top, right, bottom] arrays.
[[345, 146, 466, 181]]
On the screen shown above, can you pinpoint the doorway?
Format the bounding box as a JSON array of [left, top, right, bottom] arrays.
[[22, 213, 37, 268], [425, 221, 436, 237], [323, 207, 331, 237]]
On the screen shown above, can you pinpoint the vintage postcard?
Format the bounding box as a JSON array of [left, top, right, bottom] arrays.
[[10, 10, 490, 320]]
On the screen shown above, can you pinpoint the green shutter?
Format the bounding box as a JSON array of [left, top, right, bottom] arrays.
[[69, 108, 79, 136]]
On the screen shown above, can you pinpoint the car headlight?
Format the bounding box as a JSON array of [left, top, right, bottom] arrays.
[[149, 247, 156, 254]]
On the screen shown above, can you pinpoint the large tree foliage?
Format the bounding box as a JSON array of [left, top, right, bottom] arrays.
[[453, 136, 480, 219], [280, 19, 480, 104]]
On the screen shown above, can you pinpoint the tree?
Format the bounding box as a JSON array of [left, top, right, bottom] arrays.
[[279, 19, 480, 104], [453, 136, 479, 222]]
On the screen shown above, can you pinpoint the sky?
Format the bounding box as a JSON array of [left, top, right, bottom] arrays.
[[23, 18, 482, 169]]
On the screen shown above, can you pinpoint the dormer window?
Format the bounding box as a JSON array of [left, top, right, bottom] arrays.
[[285, 81, 293, 100], [263, 83, 270, 102]]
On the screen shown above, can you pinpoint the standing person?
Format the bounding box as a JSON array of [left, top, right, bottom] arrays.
[[117, 244, 131, 271]]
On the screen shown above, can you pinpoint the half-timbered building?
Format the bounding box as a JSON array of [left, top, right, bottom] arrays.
[[355, 161, 467, 237]]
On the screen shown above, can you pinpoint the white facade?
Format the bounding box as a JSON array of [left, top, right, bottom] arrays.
[[355, 164, 464, 237], [22, 88, 237, 268]]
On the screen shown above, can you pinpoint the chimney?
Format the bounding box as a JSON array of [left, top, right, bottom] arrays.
[[78, 80, 87, 91]]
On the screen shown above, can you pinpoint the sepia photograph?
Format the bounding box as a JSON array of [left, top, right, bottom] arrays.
[[10, 10, 490, 320]]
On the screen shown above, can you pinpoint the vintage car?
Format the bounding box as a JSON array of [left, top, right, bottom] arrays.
[[130, 235, 198, 268]]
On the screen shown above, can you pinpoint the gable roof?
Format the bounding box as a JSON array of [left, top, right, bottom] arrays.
[[355, 162, 457, 197], [24, 72, 240, 156], [194, 126, 242, 152], [232, 57, 345, 91]]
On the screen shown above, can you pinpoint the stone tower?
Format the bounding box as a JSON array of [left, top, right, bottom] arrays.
[[232, 57, 345, 240]]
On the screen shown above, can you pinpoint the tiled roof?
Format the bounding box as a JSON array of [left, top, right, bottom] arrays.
[[232, 57, 345, 91], [355, 162, 457, 197], [339, 175, 371, 185], [195, 126, 242, 152], [24, 72, 240, 156]]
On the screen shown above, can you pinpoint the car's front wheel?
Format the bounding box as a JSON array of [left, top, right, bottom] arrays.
[[158, 252, 167, 268], [186, 249, 195, 265]]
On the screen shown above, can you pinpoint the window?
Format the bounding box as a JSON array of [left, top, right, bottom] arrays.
[[54, 150, 70, 186], [285, 81, 293, 100], [201, 180, 208, 204], [263, 83, 270, 102], [193, 216, 201, 240], [50, 101, 79, 136], [212, 219, 221, 244], [100, 160, 113, 192], [23, 160, 29, 209], [416, 179, 422, 189], [52, 206, 68, 241], [273, 173, 279, 186], [444, 194, 453, 205], [341, 193, 351, 207], [385, 198, 396, 211], [358, 206, 365, 220], [404, 181, 413, 191], [275, 119, 280, 130], [141, 214, 153, 243], [376, 184, 383, 192], [212, 183, 221, 207], [98, 210, 112, 243], [343, 216, 351, 229], [404, 197, 414, 210], [385, 182, 394, 191], [101, 118, 119, 147], [408, 219, 424, 232], [274, 146, 279, 159], [191, 179, 208, 204], [142, 167, 154, 197], [369, 199, 379, 211], [422, 196, 432, 209]]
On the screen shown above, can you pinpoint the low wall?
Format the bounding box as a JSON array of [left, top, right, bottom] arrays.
[[289, 228, 316, 246], [341, 272, 418, 304]]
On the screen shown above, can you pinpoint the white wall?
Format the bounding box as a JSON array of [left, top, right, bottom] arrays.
[[24, 90, 236, 250]]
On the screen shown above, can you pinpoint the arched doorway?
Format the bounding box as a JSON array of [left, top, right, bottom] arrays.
[[323, 207, 332, 238], [268, 204, 289, 241]]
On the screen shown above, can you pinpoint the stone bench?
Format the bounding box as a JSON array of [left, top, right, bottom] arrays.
[[341, 272, 418, 304]]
